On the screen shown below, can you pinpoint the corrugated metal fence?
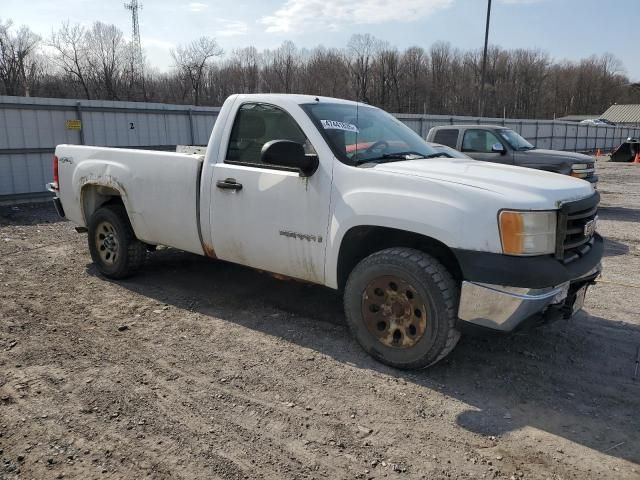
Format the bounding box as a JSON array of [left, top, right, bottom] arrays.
[[2, 95, 640, 201], [0, 96, 219, 201]]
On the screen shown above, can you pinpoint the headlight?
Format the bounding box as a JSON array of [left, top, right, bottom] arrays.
[[499, 210, 557, 255], [570, 163, 595, 179]]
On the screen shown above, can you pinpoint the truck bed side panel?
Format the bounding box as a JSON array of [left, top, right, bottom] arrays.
[[56, 145, 204, 256]]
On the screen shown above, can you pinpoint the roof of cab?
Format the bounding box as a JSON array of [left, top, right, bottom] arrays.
[[431, 124, 510, 130], [230, 93, 366, 107]]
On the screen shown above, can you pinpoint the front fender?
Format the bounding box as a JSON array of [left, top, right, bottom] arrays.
[[324, 169, 506, 288]]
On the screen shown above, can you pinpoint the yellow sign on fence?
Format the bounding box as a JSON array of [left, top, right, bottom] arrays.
[[65, 119, 82, 130]]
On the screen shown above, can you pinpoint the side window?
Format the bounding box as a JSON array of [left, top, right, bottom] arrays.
[[226, 103, 315, 166], [461, 129, 502, 153], [433, 129, 459, 148]]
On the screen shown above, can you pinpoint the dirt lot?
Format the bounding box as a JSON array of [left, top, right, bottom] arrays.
[[1, 159, 639, 480]]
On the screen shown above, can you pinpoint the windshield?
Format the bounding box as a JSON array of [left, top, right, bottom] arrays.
[[498, 129, 534, 151], [301, 102, 441, 165]]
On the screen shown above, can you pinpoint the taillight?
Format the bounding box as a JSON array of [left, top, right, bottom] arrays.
[[52, 155, 59, 190]]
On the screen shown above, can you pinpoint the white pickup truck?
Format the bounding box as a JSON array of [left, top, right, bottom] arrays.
[[49, 94, 603, 369]]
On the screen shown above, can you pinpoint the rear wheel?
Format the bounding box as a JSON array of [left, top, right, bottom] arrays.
[[344, 248, 461, 369], [88, 204, 146, 279]]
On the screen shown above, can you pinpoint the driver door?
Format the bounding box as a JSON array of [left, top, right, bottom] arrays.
[[209, 102, 331, 284]]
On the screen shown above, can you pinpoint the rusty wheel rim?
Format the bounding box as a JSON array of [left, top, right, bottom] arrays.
[[95, 221, 119, 265], [361, 275, 428, 349]]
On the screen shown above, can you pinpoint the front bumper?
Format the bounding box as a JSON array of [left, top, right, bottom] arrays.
[[453, 234, 604, 289], [457, 263, 601, 332]]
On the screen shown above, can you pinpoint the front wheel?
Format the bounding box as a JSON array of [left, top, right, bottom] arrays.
[[344, 248, 461, 369], [87, 204, 146, 279]]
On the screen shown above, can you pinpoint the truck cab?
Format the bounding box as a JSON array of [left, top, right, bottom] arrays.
[[426, 125, 597, 184]]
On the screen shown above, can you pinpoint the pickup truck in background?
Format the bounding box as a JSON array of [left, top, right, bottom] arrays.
[[426, 125, 598, 184], [49, 94, 603, 369]]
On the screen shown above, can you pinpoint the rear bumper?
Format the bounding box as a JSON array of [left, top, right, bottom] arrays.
[[47, 182, 65, 218], [457, 263, 601, 332], [52, 196, 65, 218]]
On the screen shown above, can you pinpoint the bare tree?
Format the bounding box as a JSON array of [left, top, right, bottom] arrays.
[[371, 44, 401, 111], [0, 19, 40, 96], [171, 37, 223, 105], [50, 22, 92, 99], [231, 46, 260, 93], [399, 47, 428, 113], [347, 34, 381, 102], [273, 41, 299, 93], [429, 42, 453, 113], [300, 47, 351, 98], [84, 22, 128, 100]]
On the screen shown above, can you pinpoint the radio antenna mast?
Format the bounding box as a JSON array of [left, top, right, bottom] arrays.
[[124, 0, 143, 79]]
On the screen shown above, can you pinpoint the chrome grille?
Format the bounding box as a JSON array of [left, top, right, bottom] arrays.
[[555, 192, 599, 264]]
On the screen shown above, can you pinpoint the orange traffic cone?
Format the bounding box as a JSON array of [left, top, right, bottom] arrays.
[[596, 148, 601, 158], [634, 152, 640, 164]]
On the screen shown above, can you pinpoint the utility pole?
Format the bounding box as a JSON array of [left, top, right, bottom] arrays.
[[478, 0, 492, 117]]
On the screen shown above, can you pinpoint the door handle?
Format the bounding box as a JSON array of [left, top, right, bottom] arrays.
[[216, 178, 243, 191]]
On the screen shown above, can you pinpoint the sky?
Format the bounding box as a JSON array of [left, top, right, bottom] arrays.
[[3, 0, 639, 81]]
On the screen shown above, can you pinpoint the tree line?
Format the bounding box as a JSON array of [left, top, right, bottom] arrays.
[[1, 17, 639, 118]]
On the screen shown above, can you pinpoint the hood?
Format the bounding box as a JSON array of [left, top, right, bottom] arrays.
[[373, 157, 594, 207], [519, 149, 593, 163]]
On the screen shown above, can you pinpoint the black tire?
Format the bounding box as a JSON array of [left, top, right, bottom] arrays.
[[87, 204, 146, 279], [344, 247, 461, 369]]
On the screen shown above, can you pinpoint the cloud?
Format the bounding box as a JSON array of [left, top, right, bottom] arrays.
[[259, 0, 454, 33], [142, 37, 175, 51], [217, 20, 249, 37], [188, 2, 208, 12]]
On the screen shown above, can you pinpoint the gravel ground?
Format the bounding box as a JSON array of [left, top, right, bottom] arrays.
[[1, 159, 639, 480]]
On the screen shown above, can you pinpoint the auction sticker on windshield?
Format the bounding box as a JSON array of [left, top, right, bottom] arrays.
[[320, 120, 359, 133]]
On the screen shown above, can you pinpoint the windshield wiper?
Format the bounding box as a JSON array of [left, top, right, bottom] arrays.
[[356, 151, 450, 165], [518, 146, 535, 151], [380, 151, 427, 159], [355, 151, 453, 165], [379, 152, 450, 159]]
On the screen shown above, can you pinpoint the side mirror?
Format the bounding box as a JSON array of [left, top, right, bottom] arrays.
[[260, 140, 319, 177], [491, 142, 506, 154]]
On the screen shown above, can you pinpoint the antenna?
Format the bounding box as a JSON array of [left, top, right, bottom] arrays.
[[355, 99, 359, 159], [124, 0, 143, 78]]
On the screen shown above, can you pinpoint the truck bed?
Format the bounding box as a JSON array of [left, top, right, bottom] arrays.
[[56, 145, 206, 256]]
